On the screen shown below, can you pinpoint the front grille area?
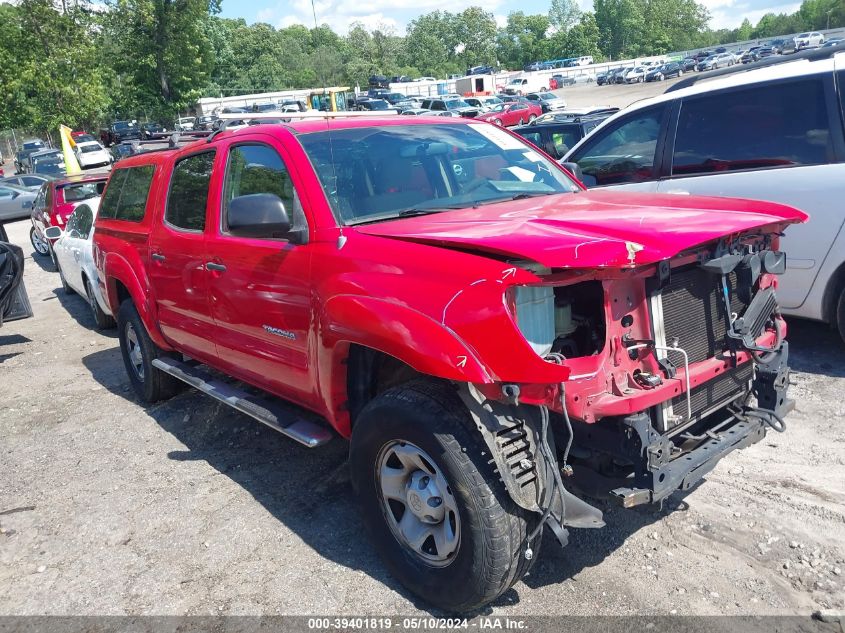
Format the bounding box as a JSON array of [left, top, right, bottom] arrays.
[[671, 362, 753, 422], [660, 266, 749, 363]]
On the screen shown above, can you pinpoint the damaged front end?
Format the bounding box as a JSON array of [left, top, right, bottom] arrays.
[[463, 234, 793, 549]]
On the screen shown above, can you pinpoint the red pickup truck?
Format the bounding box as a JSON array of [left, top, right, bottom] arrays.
[[93, 116, 804, 612]]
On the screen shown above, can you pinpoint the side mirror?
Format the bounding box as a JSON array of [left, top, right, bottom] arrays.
[[227, 193, 291, 239], [44, 226, 62, 239], [561, 161, 584, 182]]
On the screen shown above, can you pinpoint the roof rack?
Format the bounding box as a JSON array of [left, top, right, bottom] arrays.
[[666, 41, 845, 93]]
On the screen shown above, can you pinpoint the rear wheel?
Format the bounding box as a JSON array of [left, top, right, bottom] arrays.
[[528, 114, 537, 123], [56, 259, 73, 294], [350, 380, 539, 612], [86, 277, 115, 330], [30, 227, 49, 256], [493, 118, 503, 126], [836, 288, 845, 344], [117, 300, 181, 402]]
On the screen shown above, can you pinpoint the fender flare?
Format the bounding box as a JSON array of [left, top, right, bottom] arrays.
[[103, 254, 171, 350], [318, 295, 495, 436]]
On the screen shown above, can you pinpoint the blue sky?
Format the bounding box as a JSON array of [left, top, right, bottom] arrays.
[[219, 0, 803, 35]]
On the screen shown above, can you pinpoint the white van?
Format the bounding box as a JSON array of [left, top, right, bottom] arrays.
[[503, 76, 547, 95], [575, 56, 594, 66], [563, 48, 845, 341]]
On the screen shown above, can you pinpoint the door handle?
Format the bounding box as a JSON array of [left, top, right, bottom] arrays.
[[205, 262, 226, 272], [151, 253, 166, 262]]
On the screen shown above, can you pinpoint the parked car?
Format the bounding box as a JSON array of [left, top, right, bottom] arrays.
[[645, 62, 684, 82], [93, 114, 800, 613], [75, 141, 112, 169], [769, 39, 787, 53], [696, 52, 735, 71], [28, 149, 64, 175], [44, 198, 114, 329], [414, 76, 437, 82], [101, 121, 141, 147], [175, 116, 196, 131], [624, 66, 649, 83], [110, 141, 142, 162], [1, 174, 52, 192], [474, 101, 542, 126], [466, 65, 496, 75], [612, 66, 634, 83], [194, 116, 217, 131], [381, 93, 408, 105], [821, 38, 843, 48], [525, 92, 567, 113], [420, 98, 479, 118], [563, 47, 845, 342], [391, 75, 412, 83], [368, 74, 390, 88], [140, 122, 165, 139], [463, 96, 502, 112], [29, 175, 107, 262], [741, 47, 762, 63], [794, 32, 824, 49], [399, 108, 432, 116], [356, 99, 393, 112], [680, 58, 697, 72], [512, 109, 619, 159], [14, 140, 46, 173], [0, 184, 36, 222]]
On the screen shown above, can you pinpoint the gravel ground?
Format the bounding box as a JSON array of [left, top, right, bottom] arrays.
[[1, 210, 844, 618]]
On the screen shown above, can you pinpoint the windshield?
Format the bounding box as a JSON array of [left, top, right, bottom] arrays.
[[80, 144, 102, 153], [366, 100, 390, 110], [298, 123, 579, 226], [23, 141, 44, 150], [62, 182, 101, 202], [114, 122, 131, 130]]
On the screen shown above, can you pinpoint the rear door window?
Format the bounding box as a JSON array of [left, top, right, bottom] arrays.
[[98, 169, 128, 220], [114, 165, 154, 222], [569, 106, 666, 186], [166, 152, 215, 232], [672, 78, 833, 176]]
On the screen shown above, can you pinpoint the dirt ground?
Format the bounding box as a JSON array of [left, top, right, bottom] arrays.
[[1, 199, 844, 618]]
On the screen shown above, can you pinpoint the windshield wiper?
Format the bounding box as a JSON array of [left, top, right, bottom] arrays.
[[509, 192, 552, 201]]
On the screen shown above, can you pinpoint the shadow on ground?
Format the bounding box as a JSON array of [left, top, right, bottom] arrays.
[[786, 318, 845, 378], [80, 344, 680, 614], [77, 316, 838, 613], [49, 287, 117, 337]]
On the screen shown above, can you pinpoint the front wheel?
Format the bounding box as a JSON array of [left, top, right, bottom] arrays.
[[528, 114, 537, 122], [679, 69, 684, 76], [493, 118, 503, 126], [350, 381, 539, 612]]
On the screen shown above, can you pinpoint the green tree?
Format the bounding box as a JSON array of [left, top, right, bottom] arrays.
[[0, 0, 110, 133], [454, 8, 498, 68], [102, 0, 219, 117], [496, 12, 552, 68], [549, 0, 582, 32]]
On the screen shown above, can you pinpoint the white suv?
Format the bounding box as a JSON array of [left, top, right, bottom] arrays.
[[563, 49, 845, 341]]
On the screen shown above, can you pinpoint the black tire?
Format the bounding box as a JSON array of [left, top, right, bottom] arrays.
[[350, 380, 539, 612], [836, 287, 845, 345], [85, 277, 115, 330], [116, 299, 181, 403], [56, 259, 73, 294]]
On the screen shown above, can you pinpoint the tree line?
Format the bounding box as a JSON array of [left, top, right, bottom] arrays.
[[1, 0, 843, 136]]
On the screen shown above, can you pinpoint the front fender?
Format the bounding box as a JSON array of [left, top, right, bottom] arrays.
[[318, 295, 495, 436]]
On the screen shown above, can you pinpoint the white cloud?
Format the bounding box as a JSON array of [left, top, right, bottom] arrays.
[[494, 13, 508, 28]]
